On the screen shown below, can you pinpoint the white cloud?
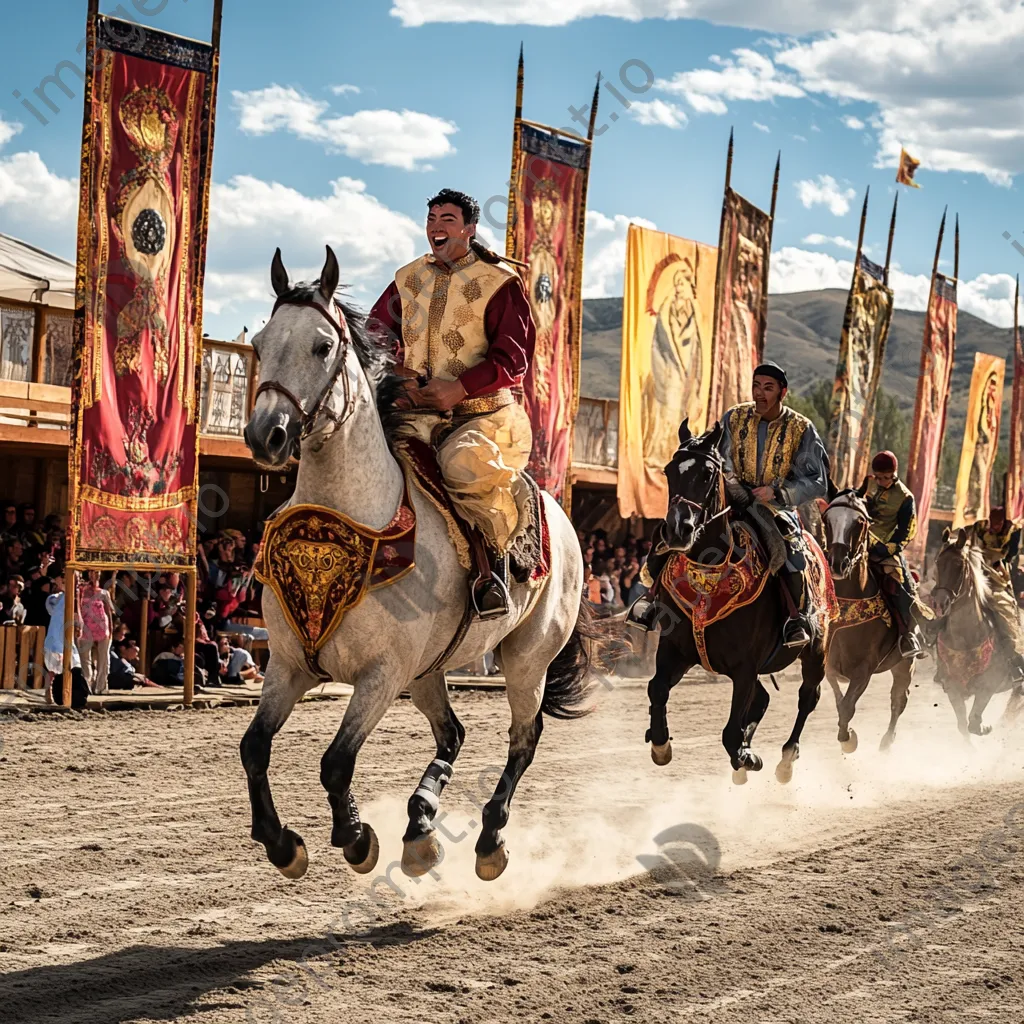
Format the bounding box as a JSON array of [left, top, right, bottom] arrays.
[[583, 212, 658, 299], [657, 47, 804, 115], [0, 150, 78, 226], [795, 174, 856, 216], [842, 115, 865, 130], [769, 246, 1018, 326], [0, 117, 22, 147], [204, 174, 423, 318], [330, 84, 361, 96], [629, 99, 689, 129], [802, 233, 857, 251], [233, 85, 458, 171], [753, 121, 770, 133]]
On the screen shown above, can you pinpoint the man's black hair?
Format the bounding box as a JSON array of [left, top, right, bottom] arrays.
[[427, 189, 480, 225]]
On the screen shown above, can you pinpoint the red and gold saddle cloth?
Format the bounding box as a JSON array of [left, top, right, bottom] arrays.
[[662, 529, 837, 672], [254, 478, 417, 677], [834, 592, 893, 632], [938, 634, 994, 685]]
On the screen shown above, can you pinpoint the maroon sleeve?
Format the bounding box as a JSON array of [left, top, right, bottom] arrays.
[[459, 276, 536, 398], [366, 280, 404, 361]]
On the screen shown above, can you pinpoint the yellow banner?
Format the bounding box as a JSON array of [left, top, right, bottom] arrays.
[[953, 352, 1005, 529], [617, 223, 717, 519]]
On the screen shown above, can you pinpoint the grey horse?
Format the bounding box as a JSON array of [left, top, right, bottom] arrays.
[[239, 247, 593, 883]]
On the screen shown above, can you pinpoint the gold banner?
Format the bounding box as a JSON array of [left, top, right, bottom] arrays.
[[826, 256, 894, 490], [617, 224, 717, 518], [953, 352, 1005, 529]]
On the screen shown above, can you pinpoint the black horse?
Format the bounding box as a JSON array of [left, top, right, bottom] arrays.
[[644, 421, 830, 784]]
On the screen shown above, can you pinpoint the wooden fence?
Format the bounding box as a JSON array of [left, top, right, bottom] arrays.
[[0, 624, 46, 689]]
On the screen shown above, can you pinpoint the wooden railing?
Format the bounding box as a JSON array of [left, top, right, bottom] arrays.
[[0, 624, 46, 689]]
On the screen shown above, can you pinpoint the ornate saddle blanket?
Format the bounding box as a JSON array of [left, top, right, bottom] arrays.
[[662, 527, 837, 672], [254, 479, 417, 678], [392, 434, 550, 585], [938, 633, 994, 686], [834, 592, 893, 632]]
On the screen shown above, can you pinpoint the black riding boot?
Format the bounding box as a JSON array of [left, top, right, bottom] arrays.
[[626, 547, 672, 633], [780, 568, 812, 647], [470, 543, 510, 620], [890, 584, 925, 659]]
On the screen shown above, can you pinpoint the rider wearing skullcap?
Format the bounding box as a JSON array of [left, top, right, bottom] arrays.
[[864, 450, 926, 658]]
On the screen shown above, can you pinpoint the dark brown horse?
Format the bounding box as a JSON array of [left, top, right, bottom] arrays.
[[644, 422, 830, 784], [932, 528, 1019, 737], [822, 487, 914, 753]]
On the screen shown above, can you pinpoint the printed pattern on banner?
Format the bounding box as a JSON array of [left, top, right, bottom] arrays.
[[508, 124, 589, 502], [709, 189, 771, 422], [953, 352, 1005, 529], [72, 15, 216, 566], [906, 273, 958, 565], [1008, 326, 1024, 522], [826, 254, 894, 490], [617, 224, 717, 519]]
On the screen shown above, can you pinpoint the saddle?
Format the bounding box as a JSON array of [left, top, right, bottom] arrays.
[[660, 524, 836, 672], [391, 434, 551, 586]]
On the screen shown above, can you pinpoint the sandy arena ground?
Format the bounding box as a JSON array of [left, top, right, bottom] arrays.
[[2, 663, 1024, 1024]]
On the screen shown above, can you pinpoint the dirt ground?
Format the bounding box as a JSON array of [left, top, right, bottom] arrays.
[[2, 663, 1024, 1024]]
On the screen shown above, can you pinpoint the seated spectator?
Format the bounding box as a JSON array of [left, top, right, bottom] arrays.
[[18, 504, 45, 554], [0, 576, 27, 624], [215, 565, 253, 627], [149, 581, 184, 634], [108, 637, 148, 690], [207, 535, 237, 591], [150, 640, 186, 687], [621, 556, 646, 607], [23, 561, 54, 627], [5, 538, 27, 578], [218, 635, 262, 686], [0, 502, 18, 545], [195, 608, 221, 686]]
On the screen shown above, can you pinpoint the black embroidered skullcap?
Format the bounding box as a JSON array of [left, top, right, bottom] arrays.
[[753, 361, 788, 387]]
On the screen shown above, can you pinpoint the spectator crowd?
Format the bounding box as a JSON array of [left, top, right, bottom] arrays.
[[0, 502, 266, 703], [578, 528, 653, 616]]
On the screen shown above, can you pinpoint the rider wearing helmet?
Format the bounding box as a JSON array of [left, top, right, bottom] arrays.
[[368, 189, 535, 619]]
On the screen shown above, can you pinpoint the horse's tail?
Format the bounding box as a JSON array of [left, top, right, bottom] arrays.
[[541, 594, 603, 720]]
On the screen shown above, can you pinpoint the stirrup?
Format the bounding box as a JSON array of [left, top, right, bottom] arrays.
[[470, 573, 510, 620], [782, 616, 811, 648], [626, 595, 658, 633], [898, 630, 924, 660]]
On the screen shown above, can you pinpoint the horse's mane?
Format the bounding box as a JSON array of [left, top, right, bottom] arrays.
[[939, 537, 992, 608]]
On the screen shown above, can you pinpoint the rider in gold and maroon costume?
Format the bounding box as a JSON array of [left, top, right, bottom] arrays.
[[368, 189, 536, 618]]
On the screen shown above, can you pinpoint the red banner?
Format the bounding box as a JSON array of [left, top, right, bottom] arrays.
[[508, 124, 590, 503], [1009, 325, 1024, 522], [906, 273, 957, 565], [709, 188, 771, 422], [71, 15, 217, 566]]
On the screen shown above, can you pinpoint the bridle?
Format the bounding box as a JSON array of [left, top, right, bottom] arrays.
[[662, 448, 729, 552], [932, 544, 971, 607], [824, 493, 870, 571], [253, 297, 355, 443]]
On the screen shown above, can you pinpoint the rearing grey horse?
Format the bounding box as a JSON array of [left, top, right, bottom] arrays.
[[240, 247, 592, 883]]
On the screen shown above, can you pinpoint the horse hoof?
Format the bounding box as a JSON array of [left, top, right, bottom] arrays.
[[775, 748, 797, 785], [475, 844, 509, 881], [732, 767, 748, 786], [275, 831, 309, 880], [651, 741, 672, 766], [840, 729, 858, 754], [968, 723, 992, 737], [879, 732, 895, 753], [344, 824, 379, 875], [745, 752, 763, 772], [402, 831, 443, 877]]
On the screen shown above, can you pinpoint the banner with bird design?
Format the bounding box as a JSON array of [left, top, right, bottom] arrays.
[[617, 223, 717, 519], [953, 352, 1005, 529], [70, 10, 220, 566]]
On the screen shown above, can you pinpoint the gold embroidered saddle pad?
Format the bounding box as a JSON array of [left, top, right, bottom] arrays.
[[254, 479, 416, 673], [834, 592, 893, 632]]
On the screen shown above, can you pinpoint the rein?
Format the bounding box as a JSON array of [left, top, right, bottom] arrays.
[[254, 298, 354, 442], [660, 450, 729, 556], [824, 495, 870, 573], [933, 548, 971, 607]]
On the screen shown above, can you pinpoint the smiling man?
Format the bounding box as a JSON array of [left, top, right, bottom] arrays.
[[368, 189, 536, 618]]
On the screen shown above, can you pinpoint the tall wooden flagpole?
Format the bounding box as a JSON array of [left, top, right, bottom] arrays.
[[933, 206, 947, 279], [883, 193, 898, 286], [504, 44, 525, 259], [709, 129, 734, 422], [954, 213, 960, 281], [853, 187, 869, 268], [759, 150, 781, 364]]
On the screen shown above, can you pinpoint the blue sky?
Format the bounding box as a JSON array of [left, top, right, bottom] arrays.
[[3, 0, 1023, 338]]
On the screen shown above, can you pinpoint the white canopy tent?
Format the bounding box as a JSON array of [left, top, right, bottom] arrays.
[[0, 233, 75, 309]]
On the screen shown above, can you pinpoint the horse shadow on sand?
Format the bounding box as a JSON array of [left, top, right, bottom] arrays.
[[1, 921, 440, 1023]]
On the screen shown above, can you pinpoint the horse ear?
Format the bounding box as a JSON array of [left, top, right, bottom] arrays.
[[270, 248, 289, 297], [955, 527, 969, 549], [941, 526, 950, 544], [855, 476, 869, 500], [677, 418, 691, 444], [319, 245, 340, 302], [706, 421, 724, 448]]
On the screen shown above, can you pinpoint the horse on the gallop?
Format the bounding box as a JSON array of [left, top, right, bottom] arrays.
[[644, 421, 831, 785], [822, 485, 914, 753], [239, 247, 592, 883], [931, 528, 1019, 738]]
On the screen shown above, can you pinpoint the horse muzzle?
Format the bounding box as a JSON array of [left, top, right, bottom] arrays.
[[244, 403, 301, 468], [828, 545, 852, 580]]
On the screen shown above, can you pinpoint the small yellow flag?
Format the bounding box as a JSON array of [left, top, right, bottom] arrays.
[[896, 147, 921, 188]]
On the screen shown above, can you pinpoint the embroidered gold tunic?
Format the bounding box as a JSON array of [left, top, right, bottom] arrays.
[[394, 251, 516, 382], [866, 478, 917, 555], [971, 520, 1020, 569]]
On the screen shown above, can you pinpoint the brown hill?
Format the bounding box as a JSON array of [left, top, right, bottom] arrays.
[[581, 290, 1015, 433]]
